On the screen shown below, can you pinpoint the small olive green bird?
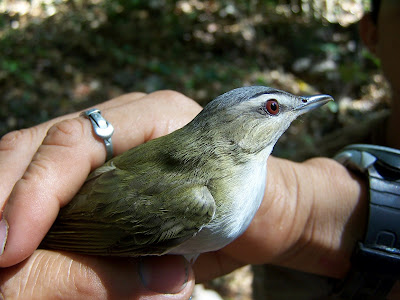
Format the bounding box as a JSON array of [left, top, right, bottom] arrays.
[[41, 86, 332, 261]]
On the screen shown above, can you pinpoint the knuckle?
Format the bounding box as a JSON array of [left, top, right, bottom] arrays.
[[0, 127, 38, 152], [22, 155, 53, 182], [124, 91, 147, 100], [44, 118, 87, 148], [150, 90, 194, 107], [0, 252, 42, 299], [143, 90, 201, 137], [67, 258, 106, 298], [0, 252, 106, 300], [147, 90, 202, 119], [307, 157, 345, 175]]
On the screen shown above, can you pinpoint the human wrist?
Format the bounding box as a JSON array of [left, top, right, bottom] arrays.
[[274, 157, 368, 279]]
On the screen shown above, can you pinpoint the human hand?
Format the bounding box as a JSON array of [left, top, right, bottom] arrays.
[[194, 156, 368, 282], [0, 91, 201, 299], [0, 89, 371, 298]]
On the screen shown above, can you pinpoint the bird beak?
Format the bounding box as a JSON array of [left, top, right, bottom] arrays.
[[294, 94, 334, 113]]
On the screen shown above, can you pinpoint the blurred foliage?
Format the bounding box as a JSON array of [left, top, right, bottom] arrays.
[[0, 2, 390, 298], [0, 0, 388, 159]]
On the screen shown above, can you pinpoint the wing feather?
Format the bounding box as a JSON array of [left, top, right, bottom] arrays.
[[41, 139, 216, 256]]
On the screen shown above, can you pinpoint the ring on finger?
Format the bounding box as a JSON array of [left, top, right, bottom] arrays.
[[80, 108, 114, 161]]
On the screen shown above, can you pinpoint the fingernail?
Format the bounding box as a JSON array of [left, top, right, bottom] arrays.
[[139, 255, 189, 294], [0, 219, 8, 256]]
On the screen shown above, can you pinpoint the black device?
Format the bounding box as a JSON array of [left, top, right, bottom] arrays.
[[334, 144, 400, 299]]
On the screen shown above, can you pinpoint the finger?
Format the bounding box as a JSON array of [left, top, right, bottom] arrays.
[[0, 127, 45, 205], [0, 251, 194, 300], [0, 90, 201, 267], [0, 92, 146, 205], [107, 90, 203, 154]]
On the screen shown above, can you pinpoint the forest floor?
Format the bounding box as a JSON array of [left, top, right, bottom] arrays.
[[1, 1, 390, 161]]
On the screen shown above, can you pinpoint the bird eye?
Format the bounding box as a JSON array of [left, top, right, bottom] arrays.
[[265, 99, 280, 115]]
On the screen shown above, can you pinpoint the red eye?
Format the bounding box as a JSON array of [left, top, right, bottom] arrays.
[[265, 99, 280, 115]]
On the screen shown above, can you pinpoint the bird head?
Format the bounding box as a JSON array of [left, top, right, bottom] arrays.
[[190, 86, 333, 158]]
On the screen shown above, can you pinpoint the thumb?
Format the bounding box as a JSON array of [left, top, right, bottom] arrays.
[[0, 251, 194, 300]]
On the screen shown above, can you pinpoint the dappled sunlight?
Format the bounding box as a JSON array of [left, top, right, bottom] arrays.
[[0, 1, 386, 160], [0, 1, 390, 298]]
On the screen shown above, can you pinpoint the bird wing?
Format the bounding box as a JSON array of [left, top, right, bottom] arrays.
[[41, 144, 216, 256]]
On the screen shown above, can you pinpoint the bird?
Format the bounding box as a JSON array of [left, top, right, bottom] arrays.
[[40, 86, 333, 262]]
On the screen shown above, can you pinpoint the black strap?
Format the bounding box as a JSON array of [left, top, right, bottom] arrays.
[[334, 149, 400, 299], [365, 160, 400, 253], [335, 264, 395, 299]]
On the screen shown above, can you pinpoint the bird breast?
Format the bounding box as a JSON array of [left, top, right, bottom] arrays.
[[214, 159, 267, 240], [170, 158, 267, 255]]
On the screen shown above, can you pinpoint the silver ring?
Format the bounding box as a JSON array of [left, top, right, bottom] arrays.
[[81, 108, 114, 161]]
